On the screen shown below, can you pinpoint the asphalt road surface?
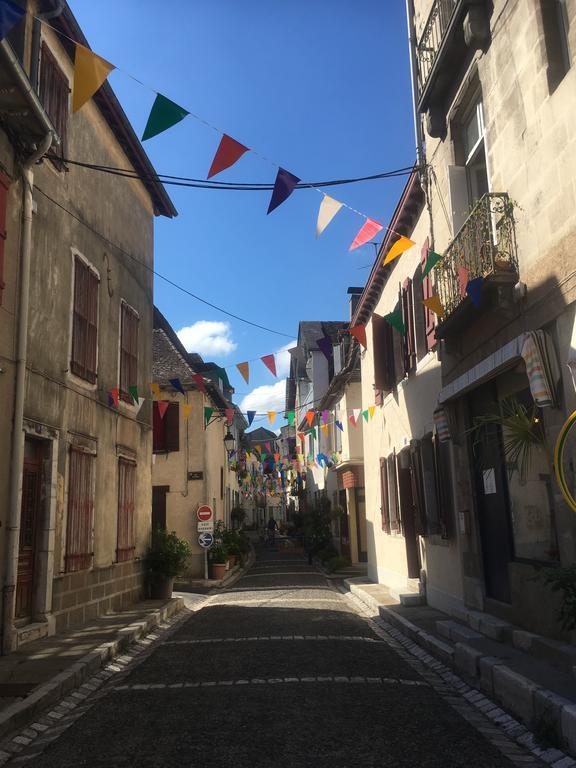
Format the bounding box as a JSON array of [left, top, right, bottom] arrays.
[[6, 547, 547, 768]]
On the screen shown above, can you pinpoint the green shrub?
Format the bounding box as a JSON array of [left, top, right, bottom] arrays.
[[325, 556, 351, 573], [146, 530, 192, 580], [540, 564, 576, 631]]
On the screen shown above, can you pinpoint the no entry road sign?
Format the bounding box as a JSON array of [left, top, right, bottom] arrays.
[[198, 532, 214, 548], [197, 505, 213, 522]]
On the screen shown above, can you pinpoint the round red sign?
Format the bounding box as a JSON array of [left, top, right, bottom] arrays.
[[197, 505, 213, 522]]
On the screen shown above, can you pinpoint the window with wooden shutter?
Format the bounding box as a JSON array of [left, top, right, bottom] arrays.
[[434, 436, 454, 538], [0, 172, 10, 306], [117, 459, 136, 562], [153, 402, 179, 452], [373, 313, 395, 401], [387, 452, 401, 533], [120, 302, 139, 403], [401, 278, 416, 375], [393, 300, 405, 386], [409, 442, 428, 536], [421, 238, 437, 351], [39, 43, 68, 171], [420, 434, 441, 535], [71, 257, 98, 383], [65, 448, 95, 572], [379, 457, 390, 533]]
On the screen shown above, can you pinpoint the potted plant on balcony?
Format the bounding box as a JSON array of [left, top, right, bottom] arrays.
[[146, 529, 192, 599], [208, 543, 228, 580]]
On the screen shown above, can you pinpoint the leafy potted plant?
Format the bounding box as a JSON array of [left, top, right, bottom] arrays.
[[146, 529, 192, 599], [208, 543, 228, 580], [223, 528, 243, 567]]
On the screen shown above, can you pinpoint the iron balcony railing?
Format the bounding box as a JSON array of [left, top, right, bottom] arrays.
[[435, 193, 518, 319], [417, 0, 458, 94]]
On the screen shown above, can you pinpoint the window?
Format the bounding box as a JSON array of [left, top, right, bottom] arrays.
[[153, 401, 179, 452], [414, 434, 454, 538], [401, 279, 416, 375], [387, 453, 401, 533], [463, 101, 488, 205], [117, 459, 136, 562], [0, 172, 10, 306], [120, 302, 139, 402], [65, 448, 95, 572], [540, 0, 571, 93], [372, 313, 395, 404], [419, 238, 437, 353], [39, 43, 68, 170], [71, 256, 99, 383]]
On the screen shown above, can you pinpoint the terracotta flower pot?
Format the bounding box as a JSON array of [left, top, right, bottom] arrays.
[[209, 562, 227, 580], [150, 576, 174, 600]]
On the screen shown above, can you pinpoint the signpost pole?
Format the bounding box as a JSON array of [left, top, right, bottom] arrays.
[[204, 549, 208, 580]]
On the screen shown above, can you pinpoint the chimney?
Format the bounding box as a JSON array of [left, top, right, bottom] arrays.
[[347, 287, 364, 320]]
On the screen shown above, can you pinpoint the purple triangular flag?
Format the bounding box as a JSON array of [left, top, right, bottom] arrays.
[[316, 336, 333, 361], [466, 277, 483, 308], [267, 167, 300, 214], [247, 410, 256, 426], [169, 378, 185, 395]]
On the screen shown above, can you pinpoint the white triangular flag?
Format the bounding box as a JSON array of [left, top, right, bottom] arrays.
[[136, 397, 145, 414], [316, 194, 343, 238]]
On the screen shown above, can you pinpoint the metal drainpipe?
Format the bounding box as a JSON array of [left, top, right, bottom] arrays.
[[405, 0, 424, 169], [2, 132, 53, 655]]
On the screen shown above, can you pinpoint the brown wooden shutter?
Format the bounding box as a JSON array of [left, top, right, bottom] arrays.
[[379, 457, 390, 533], [65, 448, 95, 572], [71, 258, 98, 383], [39, 43, 68, 170], [434, 435, 454, 538], [387, 452, 401, 532], [120, 303, 139, 402], [152, 402, 166, 452], [393, 299, 404, 385], [117, 459, 136, 562], [409, 441, 428, 536], [164, 402, 180, 452], [420, 434, 441, 535], [421, 238, 437, 351], [0, 172, 10, 305], [373, 313, 395, 398], [401, 278, 416, 375]]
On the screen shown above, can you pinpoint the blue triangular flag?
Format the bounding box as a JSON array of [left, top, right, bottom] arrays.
[[169, 378, 185, 395], [466, 277, 483, 308], [316, 336, 333, 361], [335, 420, 344, 431], [0, 0, 25, 41], [316, 453, 324, 466], [267, 167, 300, 214], [247, 410, 256, 426]]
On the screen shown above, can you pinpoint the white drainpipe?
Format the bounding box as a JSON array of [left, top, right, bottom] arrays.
[[2, 132, 53, 655]]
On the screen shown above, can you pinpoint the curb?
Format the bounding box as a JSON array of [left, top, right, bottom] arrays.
[[0, 597, 185, 741], [344, 580, 576, 759], [211, 547, 256, 591]]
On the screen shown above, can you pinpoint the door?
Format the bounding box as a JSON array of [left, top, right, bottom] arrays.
[[469, 383, 514, 603], [16, 438, 44, 619], [397, 452, 421, 580], [152, 486, 169, 531], [355, 488, 368, 563]]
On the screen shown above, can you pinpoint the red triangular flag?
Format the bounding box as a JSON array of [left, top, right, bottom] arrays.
[[349, 325, 367, 349], [298, 432, 305, 443], [306, 411, 315, 428], [349, 218, 383, 250], [192, 373, 206, 394], [157, 401, 169, 419], [261, 354, 276, 376], [110, 387, 119, 407], [207, 134, 249, 179]]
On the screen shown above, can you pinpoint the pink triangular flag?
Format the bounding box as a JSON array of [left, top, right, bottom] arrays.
[[157, 401, 169, 419], [261, 354, 276, 377], [207, 134, 249, 179], [349, 413, 356, 427], [349, 218, 383, 251]]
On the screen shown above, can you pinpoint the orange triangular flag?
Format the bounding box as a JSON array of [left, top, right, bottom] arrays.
[[261, 354, 276, 376], [150, 382, 161, 399], [383, 235, 415, 266], [350, 325, 367, 349], [72, 44, 115, 113], [236, 361, 249, 385], [182, 404, 192, 419], [157, 401, 169, 419], [422, 294, 446, 318], [268, 411, 276, 426], [321, 424, 328, 436], [306, 411, 315, 428], [349, 218, 383, 250]]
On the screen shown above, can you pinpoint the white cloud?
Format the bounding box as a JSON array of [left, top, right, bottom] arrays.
[[177, 321, 237, 357], [240, 380, 286, 416], [274, 340, 297, 379]]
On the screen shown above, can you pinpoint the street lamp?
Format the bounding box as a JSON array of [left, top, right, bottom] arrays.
[[223, 429, 235, 452]]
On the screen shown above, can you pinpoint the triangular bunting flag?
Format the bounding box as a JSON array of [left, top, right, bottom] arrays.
[[310, 427, 317, 439], [458, 266, 469, 297], [182, 403, 192, 419], [110, 387, 119, 407], [265, 442, 272, 452], [384, 309, 406, 335], [362, 410, 369, 423], [353, 408, 362, 424], [306, 411, 315, 428], [422, 294, 446, 318], [368, 405, 376, 419], [274, 452, 280, 463], [349, 218, 383, 251], [236, 362, 249, 385], [261, 452, 267, 461], [169, 378, 185, 395], [321, 424, 328, 436], [192, 373, 207, 394], [383, 235, 415, 266], [261, 354, 277, 377], [72, 45, 115, 113], [135, 397, 145, 414], [246, 410, 256, 427], [316, 194, 343, 237], [316, 336, 333, 361], [204, 406, 214, 425], [321, 410, 329, 424], [207, 134, 249, 179], [157, 401, 169, 419], [128, 385, 139, 405], [0, 0, 25, 42], [297, 432, 305, 443], [349, 413, 356, 427], [225, 407, 234, 425], [286, 410, 295, 426], [422, 250, 443, 278], [150, 382, 161, 399], [350, 325, 367, 349], [142, 94, 189, 141], [466, 277, 483, 308], [268, 411, 276, 426], [335, 420, 344, 431], [267, 168, 301, 214]]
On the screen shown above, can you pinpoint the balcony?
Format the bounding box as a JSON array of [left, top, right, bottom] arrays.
[[416, 0, 490, 136], [434, 193, 518, 338]]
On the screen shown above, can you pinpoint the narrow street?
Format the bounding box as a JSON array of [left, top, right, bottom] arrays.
[[7, 547, 543, 768]]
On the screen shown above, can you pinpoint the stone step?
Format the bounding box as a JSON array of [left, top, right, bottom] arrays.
[[436, 619, 483, 644]]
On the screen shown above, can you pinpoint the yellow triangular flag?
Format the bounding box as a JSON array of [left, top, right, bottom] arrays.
[[321, 424, 329, 436], [422, 294, 445, 318], [182, 404, 192, 419], [268, 411, 276, 426], [368, 405, 376, 419], [72, 44, 115, 113], [316, 194, 343, 238], [237, 361, 249, 385], [383, 235, 415, 266], [150, 382, 161, 399]]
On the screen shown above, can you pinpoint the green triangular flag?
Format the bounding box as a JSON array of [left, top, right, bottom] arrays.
[[287, 410, 295, 426], [142, 94, 189, 141], [128, 385, 139, 405], [422, 250, 443, 278], [261, 452, 267, 460], [204, 406, 214, 425], [362, 410, 369, 423], [384, 309, 405, 335], [310, 427, 317, 439]]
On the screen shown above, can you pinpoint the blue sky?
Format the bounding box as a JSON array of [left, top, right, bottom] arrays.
[[69, 0, 415, 425]]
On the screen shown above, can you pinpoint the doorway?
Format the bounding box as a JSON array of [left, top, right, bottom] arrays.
[[16, 438, 45, 620], [152, 485, 169, 531], [397, 450, 421, 579]]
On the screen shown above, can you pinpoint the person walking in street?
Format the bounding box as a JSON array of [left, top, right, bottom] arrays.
[[267, 516, 278, 548]]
